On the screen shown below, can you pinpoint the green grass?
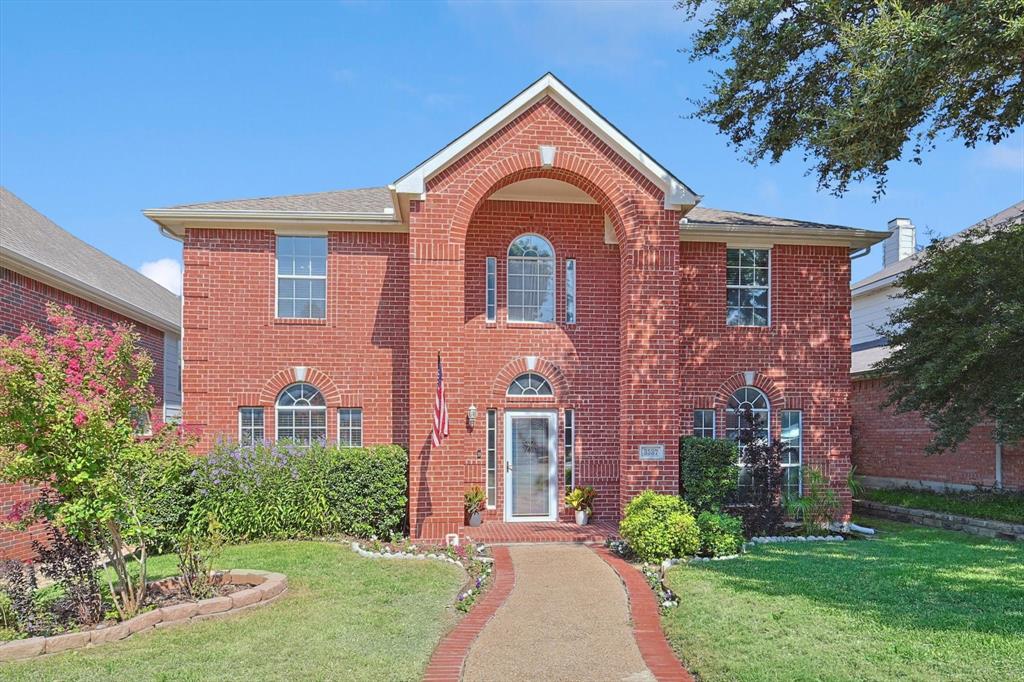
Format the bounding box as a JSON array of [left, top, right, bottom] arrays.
[[3, 541, 465, 681], [662, 519, 1024, 682], [860, 487, 1024, 524]]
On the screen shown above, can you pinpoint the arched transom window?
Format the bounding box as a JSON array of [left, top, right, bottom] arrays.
[[725, 386, 770, 442], [507, 234, 555, 323], [276, 383, 327, 444], [507, 372, 554, 397]]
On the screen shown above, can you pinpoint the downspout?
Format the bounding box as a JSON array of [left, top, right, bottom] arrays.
[[995, 442, 1004, 489]]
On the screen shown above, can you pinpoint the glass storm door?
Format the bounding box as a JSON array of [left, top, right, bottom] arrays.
[[504, 411, 557, 521]]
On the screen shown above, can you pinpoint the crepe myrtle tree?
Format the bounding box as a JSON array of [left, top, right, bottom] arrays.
[[876, 218, 1024, 453], [0, 305, 194, 619], [677, 0, 1024, 197]]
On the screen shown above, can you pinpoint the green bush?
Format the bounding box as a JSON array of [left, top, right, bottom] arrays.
[[619, 491, 700, 562], [680, 436, 739, 513], [191, 442, 407, 541], [697, 511, 744, 557]]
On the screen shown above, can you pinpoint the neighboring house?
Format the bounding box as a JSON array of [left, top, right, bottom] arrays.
[[146, 73, 886, 539], [851, 201, 1024, 492], [0, 187, 182, 560]]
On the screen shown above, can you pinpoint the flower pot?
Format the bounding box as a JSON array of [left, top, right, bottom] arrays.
[[468, 511, 482, 527], [575, 510, 589, 525]]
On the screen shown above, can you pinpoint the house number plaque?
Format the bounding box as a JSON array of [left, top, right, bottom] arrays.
[[638, 444, 665, 461]]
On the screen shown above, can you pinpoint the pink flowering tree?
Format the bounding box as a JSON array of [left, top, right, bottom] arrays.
[[0, 304, 191, 619]]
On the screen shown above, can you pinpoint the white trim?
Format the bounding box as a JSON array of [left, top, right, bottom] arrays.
[[506, 233, 556, 325], [725, 247, 771, 328], [679, 224, 888, 249], [503, 410, 559, 522], [275, 235, 328, 321], [780, 410, 803, 496], [393, 73, 699, 210], [143, 208, 404, 238], [485, 256, 497, 323], [336, 407, 363, 447]]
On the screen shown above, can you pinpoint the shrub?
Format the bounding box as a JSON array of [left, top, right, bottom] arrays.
[[785, 467, 840, 535], [192, 442, 407, 541], [733, 407, 786, 537], [619, 491, 700, 562], [33, 527, 103, 627], [697, 511, 744, 557], [680, 437, 738, 512]]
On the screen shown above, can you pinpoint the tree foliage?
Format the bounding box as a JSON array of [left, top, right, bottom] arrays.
[[678, 0, 1024, 196], [876, 219, 1024, 451]]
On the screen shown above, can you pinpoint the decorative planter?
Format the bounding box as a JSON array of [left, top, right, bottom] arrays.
[[0, 569, 287, 663], [468, 511, 482, 527], [575, 510, 589, 525]]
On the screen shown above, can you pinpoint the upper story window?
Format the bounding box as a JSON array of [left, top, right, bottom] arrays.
[[507, 372, 554, 397], [726, 248, 769, 327], [507, 234, 555, 323], [276, 383, 326, 444], [277, 236, 327, 319]]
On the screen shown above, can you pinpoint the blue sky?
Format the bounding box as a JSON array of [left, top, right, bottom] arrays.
[[2, 0, 1021, 291]]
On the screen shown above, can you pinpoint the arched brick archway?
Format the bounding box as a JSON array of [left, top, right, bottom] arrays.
[[489, 356, 572, 404], [713, 372, 786, 412], [257, 366, 346, 406]]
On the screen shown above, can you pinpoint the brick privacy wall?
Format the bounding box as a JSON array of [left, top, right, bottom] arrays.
[[181, 229, 408, 452], [0, 266, 166, 561], [462, 200, 620, 522], [406, 96, 681, 539], [679, 242, 856, 519], [851, 376, 1023, 490]]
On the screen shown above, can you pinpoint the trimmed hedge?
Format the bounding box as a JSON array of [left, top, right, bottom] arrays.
[[190, 442, 407, 541], [619, 490, 700, 562], [697, 511, 744, 557], [680, 436, 738, 513]]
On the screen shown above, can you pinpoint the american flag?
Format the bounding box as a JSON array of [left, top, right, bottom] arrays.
[[432, 353, 449, 447]]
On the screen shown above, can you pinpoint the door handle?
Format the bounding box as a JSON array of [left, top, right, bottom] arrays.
[[506, 461, 512, 473]]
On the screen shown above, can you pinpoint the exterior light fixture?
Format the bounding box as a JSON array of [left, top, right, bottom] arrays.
[[467, 404, 478, 428]]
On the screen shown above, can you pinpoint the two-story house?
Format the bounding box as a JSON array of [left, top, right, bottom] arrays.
[[146, 74, 886, 539]]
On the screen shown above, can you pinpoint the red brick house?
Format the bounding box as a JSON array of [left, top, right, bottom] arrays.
[[146, 74, 886, 539], [851, 202, 1024, 492], [1, 187, 182, 560]]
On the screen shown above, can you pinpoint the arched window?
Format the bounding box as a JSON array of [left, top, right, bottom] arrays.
[[276, 383, 327, 444], [507, 234, 555, 323], [725, 387, 770, 443], [507, 372, 554, 397]]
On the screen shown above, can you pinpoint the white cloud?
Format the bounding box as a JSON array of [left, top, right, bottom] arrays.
[[139, 258, 182, 295]]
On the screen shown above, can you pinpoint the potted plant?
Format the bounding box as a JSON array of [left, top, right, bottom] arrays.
[[565, 486, 596, 525], [465, 486, 485, 527]]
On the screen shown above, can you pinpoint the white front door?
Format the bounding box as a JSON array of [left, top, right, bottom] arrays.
[[504, 410, 558, 522]]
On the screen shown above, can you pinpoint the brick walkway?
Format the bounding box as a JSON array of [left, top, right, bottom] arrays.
[[423, 543, 692, 681]]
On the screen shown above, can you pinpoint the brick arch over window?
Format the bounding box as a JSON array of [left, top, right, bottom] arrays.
[[447, 149, 652, 248], [489, 357, 571, 404], [712, 372, 786, 412], [257, 367, 346, 406]]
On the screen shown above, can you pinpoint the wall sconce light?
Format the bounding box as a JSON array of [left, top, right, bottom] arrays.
[[467, 404, 478, 429]]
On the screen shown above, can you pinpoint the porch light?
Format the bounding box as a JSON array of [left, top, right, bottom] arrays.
[[467, 404, 478, 428]]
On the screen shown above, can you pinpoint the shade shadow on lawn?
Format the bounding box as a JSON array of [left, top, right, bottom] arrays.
[[663, 519, 1024, 682]]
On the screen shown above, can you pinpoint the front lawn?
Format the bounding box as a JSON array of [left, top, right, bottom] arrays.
[[662, 519, 1024, 681], [3, 541, 464, 681], [860, 487, 1024, 524]]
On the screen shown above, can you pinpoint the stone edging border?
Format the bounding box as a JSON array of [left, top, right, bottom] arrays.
[[422, 546, 514, 682], [855, 499, 1023, 541], [0, 569, 287, 663], [592, 546, 694, 682]]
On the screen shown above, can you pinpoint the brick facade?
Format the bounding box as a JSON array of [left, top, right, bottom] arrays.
[[851, 376, 1023, 491], [176, 95, 860, 539], [0, 266, 166, 561]]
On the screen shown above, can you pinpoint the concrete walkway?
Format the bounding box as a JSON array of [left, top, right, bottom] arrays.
[[461, 544, 655, 682]]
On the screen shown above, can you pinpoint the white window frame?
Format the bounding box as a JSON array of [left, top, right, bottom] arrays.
[[693, 409, 716, 438], [337, 408, 363, 447], [564, 408, 575, 495], [486, 409, 497, 509], [275, 235, 328, 320], [781, 410, 803, 497], [485, 256, 497, 323], [565, 258, 576, 324], [726, 387, 770, 491], [275, 383, 327, 444], [506, 233, 556, 324], [506, 372, 555, 398], [726, 247, 771, 327], [238, 407, 265, 445]]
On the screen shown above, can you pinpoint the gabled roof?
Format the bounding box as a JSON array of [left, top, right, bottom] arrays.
[[392, 72, 700, 209], [851, 200, 1024, 295], [682, 206, 887, 249], [1, 187, 180, 333], [164, 187, 393, 214]]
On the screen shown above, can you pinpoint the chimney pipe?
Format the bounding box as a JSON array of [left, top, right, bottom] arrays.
[[884, 218, 916, 267]]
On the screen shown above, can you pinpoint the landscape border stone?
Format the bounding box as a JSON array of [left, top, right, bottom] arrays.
[[0, 569, 287, 663], [854, 499, 1023, 541]]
